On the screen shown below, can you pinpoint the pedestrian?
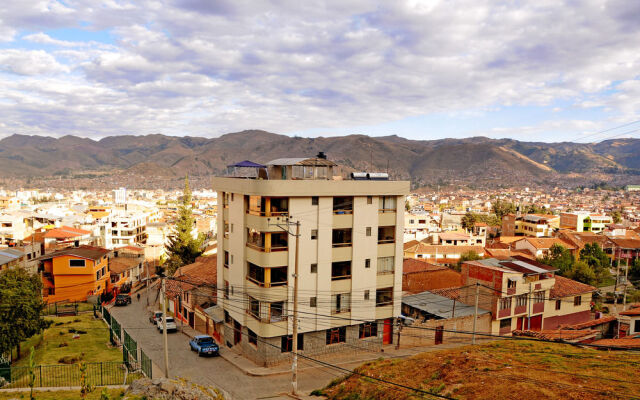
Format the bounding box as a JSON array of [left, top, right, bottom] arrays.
[[137, 293, 140, 302]]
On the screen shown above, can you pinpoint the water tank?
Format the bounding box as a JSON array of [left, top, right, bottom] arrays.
[[350, 172, 368, 180], [367, 172, 389, 181]]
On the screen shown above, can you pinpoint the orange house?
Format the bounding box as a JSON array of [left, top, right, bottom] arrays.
[[39, 246, 111, 304]]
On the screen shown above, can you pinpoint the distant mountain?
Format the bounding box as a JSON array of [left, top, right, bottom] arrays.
[[1, 131, 640, 188]]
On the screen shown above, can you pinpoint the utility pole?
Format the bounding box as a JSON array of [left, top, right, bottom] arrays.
[[161, 276, 170, 378], [622, 257, 630, 311], [291, 220, 300, 396], [527, 282, 532, 330], [145, 262, 150, 307], [269, 216, 300, 396], [614, 246, 620, 296], [472, 283, 479, 344]]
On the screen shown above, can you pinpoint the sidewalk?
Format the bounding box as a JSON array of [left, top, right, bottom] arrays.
[[177, 322, 486, 377]]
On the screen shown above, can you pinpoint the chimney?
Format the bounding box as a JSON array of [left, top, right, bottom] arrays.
[[317, 151, 327, 159]]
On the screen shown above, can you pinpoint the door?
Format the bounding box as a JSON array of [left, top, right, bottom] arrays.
[[382, 318, 393, 344], [435, 326, 444, 345], [530, 315, 543, 331], [516, 317, 524, 330], [189, 312, 195, 328]]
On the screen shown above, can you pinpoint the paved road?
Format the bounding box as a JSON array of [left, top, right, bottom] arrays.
[[109, 290, 349, 399]]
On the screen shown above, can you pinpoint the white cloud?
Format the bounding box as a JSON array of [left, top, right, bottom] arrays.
[[0, 0, 639, 139]]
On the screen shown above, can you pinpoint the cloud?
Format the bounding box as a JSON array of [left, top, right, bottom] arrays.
[[0, 0, 638, 140]]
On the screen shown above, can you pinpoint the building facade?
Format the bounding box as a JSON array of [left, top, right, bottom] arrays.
[[214, 156, 408, 366]]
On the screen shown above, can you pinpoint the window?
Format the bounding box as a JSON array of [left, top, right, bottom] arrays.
[[367, 196, 373, 204], [224, 221, 230, 237], [310, 263, 317, 274], [377, 256, 394, 274], [507, 280, 517, 289], [231, 193, 234, 201], [359, 322, 377, 338], [376, 287, 393, 306], [332, 293, 351, 313], [231, 255, 234, 265], [224, 281, 229, 299], [248, 296, 260, 319], [332, 228, 352, 247], [247, 262, 265, 285], [270, 302, 285, 322], [69, 259, 86, 267], [248, 329, 258, 346], [499, 297, 512, 310], [365, 259, 371, 269], [515, 294, 527, 307], [364, 290, 370, 300], [224, 251, 230, 268], [311, 229, 318, 240], [555, 299, 561, 310], [326, 327, 346, 345], [281, 334, 304, 352], [574, 296, 582, 306], [379, 196, 396, 212], [410, 219, 415, 224], [333, 197, 353, 214], [230, 223, 234, 233], [312, 196, 319, 205], [366, 227, 371, 236], [310, 297, 317, 307], [500, 318, 511, 330], [331, 261, 351, 280], [534, 291, 545, 303], [377, 226, 395, 244]]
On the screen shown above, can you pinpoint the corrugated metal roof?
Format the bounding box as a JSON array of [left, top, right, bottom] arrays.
[[402, 291, 490, 319], [267, 157, 336, 166]]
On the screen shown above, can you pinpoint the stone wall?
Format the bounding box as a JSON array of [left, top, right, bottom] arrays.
[[399, 312, 492, 347]]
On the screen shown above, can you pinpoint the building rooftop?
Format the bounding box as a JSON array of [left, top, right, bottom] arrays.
[[0, 248, 24, 266], [403, 290, 490, 319], [549, 275, 597, 299], [38, 245, 110, 261]]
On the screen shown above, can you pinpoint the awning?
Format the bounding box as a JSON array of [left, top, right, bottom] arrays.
[[227, 160, 266, 168], [508, 277, 519, 282], [204, 305, 224, 323]]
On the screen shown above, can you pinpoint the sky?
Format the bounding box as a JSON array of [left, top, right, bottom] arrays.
[[1, 0, 640, 142]]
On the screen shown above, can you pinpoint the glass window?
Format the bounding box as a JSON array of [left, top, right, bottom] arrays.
[[310, 297, 317, 307], [377, 256, 394, 274], [69, 259, 86, 267], [292, 165, 304, 179], [359, 322, 377, 338], [365, 259, 371, 269], [311, 229, 318, 240], [312, 196, 319, 205], [310, 263, 317, 274], [375, 287, 393, 306], [331, 293, 351, 313], [326, 327, 346, 345]]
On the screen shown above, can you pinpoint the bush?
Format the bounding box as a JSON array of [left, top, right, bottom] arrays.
[[58, 342, 69, 348], [54, 322, 64, 326], [76, 330, 87, 334], [68, 328, 77, 333], [58, 355, 80, 364]]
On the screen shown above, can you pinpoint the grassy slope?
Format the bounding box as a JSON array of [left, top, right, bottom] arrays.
[[318, 340, 640, 400], [0, 388, 125, 400], [14, 314, 122, 367]]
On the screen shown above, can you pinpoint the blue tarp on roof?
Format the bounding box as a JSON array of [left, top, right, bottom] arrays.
[[227, 160, 266, 168]]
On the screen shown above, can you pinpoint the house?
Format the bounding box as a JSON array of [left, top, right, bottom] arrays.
[[619, 306, 640, 336], [560, 212, 612, 233], [214, 154, 408, 366], [402, 258, 462, 294], [43, 226, 93, 251], [403, 240, 484, 266], [513, 237, 578, 258], [169, 255, 220, 340], [0, 213, 28, 246], [38, 245, 111, 303], [556, 230, 614, 255], [401, 290, 492, 346], [0, 248, 25, 272], [457, 257, 596, 335], [502, 214, 559, 237]]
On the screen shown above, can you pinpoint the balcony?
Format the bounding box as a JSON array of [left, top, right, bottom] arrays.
[[247, 196, 288, 217], [246, 263, 287, 288], [333, 197, 353, 215], [246, 230, 288, 252], [532, 302, 544, 314], [498, 308, 511, 318], [378, 211, 396, 226], [378, 226, 395, 244], [514, 305, 527, 315], [331, 261, 351, 281], [332, 228, 352, 248]]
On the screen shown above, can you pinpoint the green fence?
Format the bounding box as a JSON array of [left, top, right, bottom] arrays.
[[110, 318, 121, 345], [140, 349, 152, 379], [0, 362, 138, 389], [123, 330, 138, 366]]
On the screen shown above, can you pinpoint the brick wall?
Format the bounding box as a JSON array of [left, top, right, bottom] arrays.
[[543, 309, 591, 330], [403, 270, 463, 293]]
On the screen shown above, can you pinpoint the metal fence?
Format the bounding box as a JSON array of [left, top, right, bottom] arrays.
[[0, 362, 137, 389], [110, 318, 122, 345], [140, 349, 152, 379]]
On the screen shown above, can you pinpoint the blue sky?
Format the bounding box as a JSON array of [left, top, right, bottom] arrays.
[[0, 1, 639, 142]]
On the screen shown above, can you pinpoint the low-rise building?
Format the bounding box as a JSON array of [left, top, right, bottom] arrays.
[[502, 214, 559, 237], [513, 237, 578, 258], [560, 212, 612, 233], [402, 258, 462, 294]]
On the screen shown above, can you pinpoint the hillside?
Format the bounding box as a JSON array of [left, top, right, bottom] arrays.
[[1, 131, 640, 188], [317, 340, 640, 400]]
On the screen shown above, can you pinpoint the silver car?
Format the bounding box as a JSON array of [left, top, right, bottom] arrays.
[[157, 316, 178, 332]]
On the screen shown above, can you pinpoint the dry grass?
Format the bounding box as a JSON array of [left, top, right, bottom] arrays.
[[318, 340, 640, 400]]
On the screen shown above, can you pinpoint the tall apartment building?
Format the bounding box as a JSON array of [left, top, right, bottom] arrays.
[[213, 155, 409, 366]]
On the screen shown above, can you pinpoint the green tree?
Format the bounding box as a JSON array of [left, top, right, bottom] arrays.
[[461, 212, 477, 230], [579, 243, 611, 285], [567, 260, 598, 286], [0, 268, 48, 358], [456, 251, 482, 271], [165, 175, 204, 275], [611, 210, 622, 224], [492, 199, 516, 220], [540, 244, 575, 276]]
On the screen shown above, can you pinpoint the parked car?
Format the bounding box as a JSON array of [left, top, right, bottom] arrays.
[[157, 316, 177, 333], [149, 311, 163, 325], [115, 294, 132, 306], [189, 335, 219, 357]]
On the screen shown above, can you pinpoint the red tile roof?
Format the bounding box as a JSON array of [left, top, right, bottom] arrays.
[[521, 237, 577, 250], [620, 306, 640, 316], [592, 338, 640, 348], [39, 245, 110, 261], [563, 315, 617, 330], [44, 226, 91, 239], [513, 329, 598, 341], [430, 287, 461, 300], [403, 258, 448, 274], [549, 275, 597, 299]]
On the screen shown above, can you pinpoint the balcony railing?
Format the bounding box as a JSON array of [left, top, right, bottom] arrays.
[[246, 310, 287, 323], [246, 275, 287, 288], [378, 208, 396, 213], [331, 274, 351, 281], [378, 238, 394, 244], [332, 242, 352, 248], [333, 209, 353, 215]]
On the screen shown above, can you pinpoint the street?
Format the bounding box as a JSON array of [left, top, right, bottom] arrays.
[[109, 290, 350, 399]]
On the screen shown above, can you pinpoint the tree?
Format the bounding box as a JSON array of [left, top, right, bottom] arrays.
[[611, 210, 622, 224], [492, 199, 516, 220], [455, 251, 482, 271], [0, 268, 48, 358], [461, 212, 477, 230], [567, 260, 598, 286], [579, 243, 611, 285], [540, 244, 575, 276], [165, 175, 204, 275]]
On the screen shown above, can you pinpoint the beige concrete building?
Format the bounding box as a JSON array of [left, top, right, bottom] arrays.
[[213, 155, 409, 366]]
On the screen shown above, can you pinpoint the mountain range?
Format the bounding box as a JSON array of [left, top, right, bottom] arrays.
[[1, 131, 639, 188]]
